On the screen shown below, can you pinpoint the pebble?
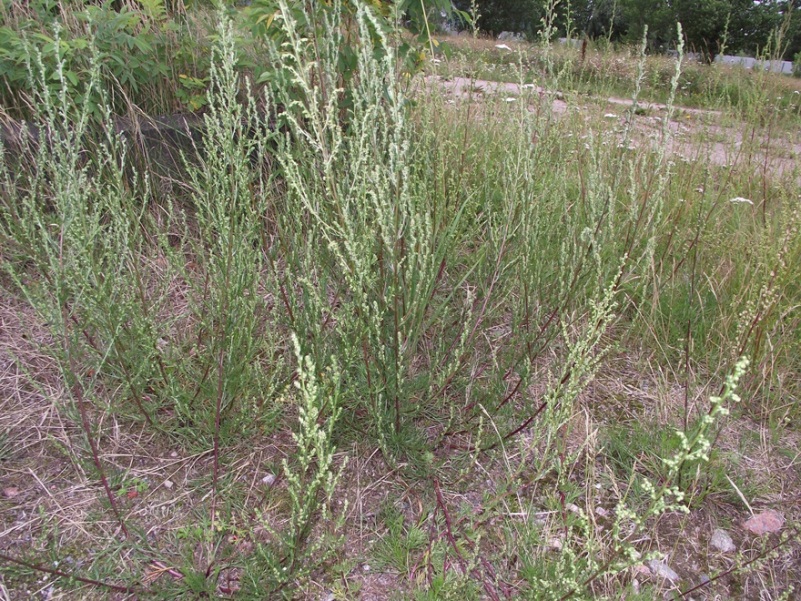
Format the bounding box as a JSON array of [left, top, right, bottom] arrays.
[[261, 473, 276, 486], [169, 451, 178, 458], [710, 528, 736, 553], [163, 480, 174, 490], [648, 559, 679, 582], [2, 487, 20, 498], [595, 506, 609, 517], [548, 537, 563, 551]]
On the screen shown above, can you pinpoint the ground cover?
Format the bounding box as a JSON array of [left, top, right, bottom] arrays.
[[1, 4, 800, 600]]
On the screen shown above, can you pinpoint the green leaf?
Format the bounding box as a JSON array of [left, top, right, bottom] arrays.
[[64, 70, 79, 87]]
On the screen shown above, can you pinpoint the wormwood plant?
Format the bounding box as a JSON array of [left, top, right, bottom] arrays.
[[246, 335, 346, 594], [0, 11, 286, 576], [506, 358, 751, 600], [265, 0, 485, 457], [262, 0, 692, 465], [0, 33, 150, 535]]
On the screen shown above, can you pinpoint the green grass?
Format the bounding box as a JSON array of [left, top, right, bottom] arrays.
[[0, 2, 799, 600]]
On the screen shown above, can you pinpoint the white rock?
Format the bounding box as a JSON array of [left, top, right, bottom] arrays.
[[648, 559, 679, 582], [710, 528, 736, 553], [262, 473, 276, 486], [495, 44, 512, 51], [163, 480, 174, 490]]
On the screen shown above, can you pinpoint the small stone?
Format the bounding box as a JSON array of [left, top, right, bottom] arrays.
[[548, 537, 563, 551], [604, 113, 617, 119], [743, 510, 784, 535], [362, 564, 370, 572], [3, 487, 20, 498], [595, 506, 609, 517], [566, 503, 581, 514], [169, 451, 178, 458], [261, 473, 276, 486], [648, 559, 679, 582], [710, 528, 736, 553], [163, 480, 174, 490]]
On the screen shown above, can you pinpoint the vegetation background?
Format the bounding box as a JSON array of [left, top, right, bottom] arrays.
[[0, 0, 799, 599]]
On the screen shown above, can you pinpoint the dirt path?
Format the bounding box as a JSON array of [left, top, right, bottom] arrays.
[[424, 75, 801, 182]]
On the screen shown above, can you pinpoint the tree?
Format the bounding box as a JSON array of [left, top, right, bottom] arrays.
[[451, 0, 543, 37]]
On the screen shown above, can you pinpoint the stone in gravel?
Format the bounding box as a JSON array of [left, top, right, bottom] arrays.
[[648, 559, 679, 582], [548, 537, 563, 551], [743, 510, 784, 535], [710, 528, 736, 553]]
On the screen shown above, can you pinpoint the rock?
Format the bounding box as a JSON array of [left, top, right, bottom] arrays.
[[648, 559, 679, 582], [163, 480, 174, 490], [710, 528, 736, 553], [595, 506, 609, 518], [497, 32, 525, 42], [2, 487, 20, 499], [743, 510, 784, 535], [261, 473, 276, 486], [169, 451, 178, 458], [548, 537, 563, 551]]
